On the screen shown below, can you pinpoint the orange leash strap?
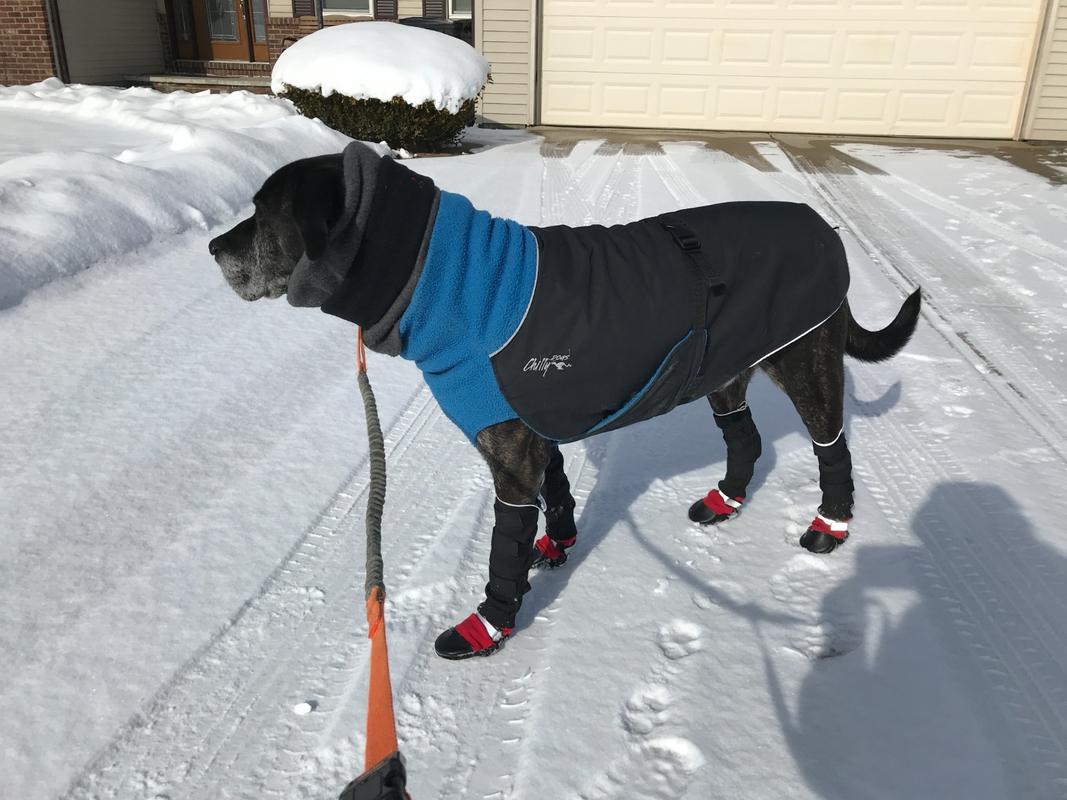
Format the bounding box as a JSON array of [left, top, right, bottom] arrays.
[[338, 330, 409, 800], [364, 585, 399, 768]]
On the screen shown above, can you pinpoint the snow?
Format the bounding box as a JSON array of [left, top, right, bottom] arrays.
[[0, 79, 384, 309], [270, 21, 489, 113], [4, 85, 1067, 800]]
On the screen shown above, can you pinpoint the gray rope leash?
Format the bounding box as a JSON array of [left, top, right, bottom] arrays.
[[358, 362, 387, 601]]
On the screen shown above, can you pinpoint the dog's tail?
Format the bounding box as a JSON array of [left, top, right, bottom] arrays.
[[846, 288, 922, 363]]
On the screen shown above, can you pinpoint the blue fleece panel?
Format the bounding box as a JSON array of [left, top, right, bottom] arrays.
[[398, 191, 536, 442]]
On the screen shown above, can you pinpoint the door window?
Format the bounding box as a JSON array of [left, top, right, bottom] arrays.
[[206, 0, 238, 40]]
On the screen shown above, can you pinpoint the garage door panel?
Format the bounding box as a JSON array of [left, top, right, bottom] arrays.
[[544, 0, 1039, 23], [541, 0, 1041, 135], [542, 72, 1023, 134], [543, 19, 1035, 81]]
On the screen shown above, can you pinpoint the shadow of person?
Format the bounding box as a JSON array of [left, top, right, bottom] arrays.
[[768, 482, 1066, 799]]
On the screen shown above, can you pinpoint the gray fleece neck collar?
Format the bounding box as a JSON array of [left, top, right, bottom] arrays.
[[360, 191, 440, 356], [286, 141, 382, 308]]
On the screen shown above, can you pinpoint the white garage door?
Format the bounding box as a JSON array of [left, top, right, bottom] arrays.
[[540, 0, 1044, 137]]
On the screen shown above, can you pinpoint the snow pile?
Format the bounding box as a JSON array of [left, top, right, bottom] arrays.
[[271, 22, 489, 113], [4, 96, 1067, 799], [0, 79, 380, 309]]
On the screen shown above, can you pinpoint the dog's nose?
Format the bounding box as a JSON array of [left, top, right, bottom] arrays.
[[208, 235, 223, 256]]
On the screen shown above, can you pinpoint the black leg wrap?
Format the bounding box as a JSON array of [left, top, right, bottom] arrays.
[[480, 500, 539, 630], [714, 406, 762, 499], [813, 435, 854, 520], [540, 447, 577, 541]]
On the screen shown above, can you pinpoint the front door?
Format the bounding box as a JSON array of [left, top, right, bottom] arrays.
[[191, 0, 269, 62]]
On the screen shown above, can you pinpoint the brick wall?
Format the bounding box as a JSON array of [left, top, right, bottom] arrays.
[[266, 15, 360, 64], [173, 58, 270, 77], [0, 0, 56, 85]]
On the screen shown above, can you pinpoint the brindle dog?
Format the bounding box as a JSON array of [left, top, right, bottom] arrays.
[[209, 153, 921, 659]]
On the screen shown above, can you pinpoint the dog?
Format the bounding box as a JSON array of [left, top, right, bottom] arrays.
[[209, 141, 921, 660]]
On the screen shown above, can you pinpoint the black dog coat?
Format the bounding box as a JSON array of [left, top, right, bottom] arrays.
[[321, 153, 849, 444], [490, 201, 849, 442]]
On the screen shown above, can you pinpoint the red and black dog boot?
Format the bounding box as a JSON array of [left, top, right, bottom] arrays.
[[800, 513, 850, 554], [435, 611, 513, 660], [529, 533, 577, 569], [688, 488, 744, 525]]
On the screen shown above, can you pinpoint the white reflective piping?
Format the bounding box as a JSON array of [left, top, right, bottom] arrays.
[[716, 489, 743, 509], [495, 495, 542, 511], [713, 401, 749, 417], [489, 241, 540, 358], [744, 297, 847, 371], [476, 612, 505, 641], [816, 514, 849, 532], [812, 428, 844, 448]]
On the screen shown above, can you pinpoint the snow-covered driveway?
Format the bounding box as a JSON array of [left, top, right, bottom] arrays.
[[3, 85, 1067, 800]]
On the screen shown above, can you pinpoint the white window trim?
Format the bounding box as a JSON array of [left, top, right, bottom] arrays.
[[448, 0, 471, 18], [322, 2, 374, 17]]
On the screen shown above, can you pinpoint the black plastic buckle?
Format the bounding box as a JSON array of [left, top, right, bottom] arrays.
[[338, 752, 408, 800], [663, 222, 701, 252]]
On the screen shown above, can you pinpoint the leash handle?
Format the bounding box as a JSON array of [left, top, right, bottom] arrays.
[[357, 327, 368, 374], [345, 328, 406, 798]]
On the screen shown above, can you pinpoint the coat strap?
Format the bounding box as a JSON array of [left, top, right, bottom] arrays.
[[660, 219, 727, 298]]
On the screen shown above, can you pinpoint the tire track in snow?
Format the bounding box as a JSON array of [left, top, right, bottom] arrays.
[[765, 146, 1067, 792], [658, 139, 1067, 795], [839, 153, 1067, 270], [540, 140, 643, 227], [190, 411, 497, 800], [778, 144, 1067, 466], [63, 384, 446, 799], [848, 361, 1067, 799]]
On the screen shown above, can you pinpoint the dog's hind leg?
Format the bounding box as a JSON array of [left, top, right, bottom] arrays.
[[435, 420, 551, 659], [689, 368, 760, 525], [762, 307, 854, 554], [530, 445, 578, 569]]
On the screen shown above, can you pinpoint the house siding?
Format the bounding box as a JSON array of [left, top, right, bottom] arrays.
[[1026, 0, 1067, 140], [0, 0, 55, 84], [475, 0, 533, 125], [55, 0, 163, 83]]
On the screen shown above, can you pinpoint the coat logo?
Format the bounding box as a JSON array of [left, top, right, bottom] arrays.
[[524, 354, 572, 377]]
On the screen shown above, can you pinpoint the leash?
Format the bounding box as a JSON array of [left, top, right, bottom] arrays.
[[338, 328, 410, 800]]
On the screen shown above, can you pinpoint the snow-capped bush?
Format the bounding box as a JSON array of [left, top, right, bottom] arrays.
[[272, 22, 489, 152]]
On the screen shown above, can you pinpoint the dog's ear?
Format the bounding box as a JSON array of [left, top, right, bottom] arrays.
[[291, 160, 344, 261]]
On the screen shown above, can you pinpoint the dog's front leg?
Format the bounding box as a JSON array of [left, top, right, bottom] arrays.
[[434, 420, 551, 660]]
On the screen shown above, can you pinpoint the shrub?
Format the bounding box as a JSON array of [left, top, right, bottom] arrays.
[[279, 84, 477, 153]]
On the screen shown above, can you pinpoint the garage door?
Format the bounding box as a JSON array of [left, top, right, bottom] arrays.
[[540, 0, 1044, 137]]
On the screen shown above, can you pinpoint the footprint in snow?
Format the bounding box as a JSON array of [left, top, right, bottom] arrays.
[[942, 404, 974, 418], [581, 672, 705, 798], [622, 685, 672, 735], [657, 620, 703, 660]]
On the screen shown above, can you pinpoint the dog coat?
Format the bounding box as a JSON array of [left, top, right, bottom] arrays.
[[323, 158, 849, 444]]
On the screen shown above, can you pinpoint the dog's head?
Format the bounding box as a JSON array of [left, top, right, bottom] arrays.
[[208, 154, 344, 302]]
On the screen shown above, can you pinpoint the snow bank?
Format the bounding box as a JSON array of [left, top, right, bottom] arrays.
[[271, 22, 489, 113], [0, 80, 385, 309]]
